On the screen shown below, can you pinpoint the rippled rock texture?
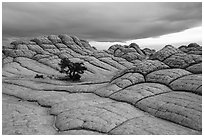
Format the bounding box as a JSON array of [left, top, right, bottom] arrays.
[[2, 35, 202, 135], [108, 43, 147, 62], [179, 43, 202, 55]]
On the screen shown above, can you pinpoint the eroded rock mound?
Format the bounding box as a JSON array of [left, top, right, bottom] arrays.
[[108, 43, 146, 62], [150, 45, 183, 61], [142, 48, 156, 57], [2, 35, 202, 135], [150, 44, 202, 73], [179, 43, 202, 55]]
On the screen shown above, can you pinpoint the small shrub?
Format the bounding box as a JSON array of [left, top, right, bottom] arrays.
[[34, 74, 44, 79], [58, 58, 87, 81]]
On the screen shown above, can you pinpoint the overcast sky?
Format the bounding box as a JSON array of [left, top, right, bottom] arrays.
[[2, 2, 202, 50]]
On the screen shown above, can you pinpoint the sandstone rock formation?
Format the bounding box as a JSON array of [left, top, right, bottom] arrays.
[[108, 43, 146, 62], [2, 35, 202, 135], [150, 45, 202, 72], [179, 43, 202, 55], [142, 48, 156, 57]]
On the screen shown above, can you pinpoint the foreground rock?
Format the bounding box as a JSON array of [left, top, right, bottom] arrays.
[[2, 94, 56, 135], [2, 35, 202, 135]]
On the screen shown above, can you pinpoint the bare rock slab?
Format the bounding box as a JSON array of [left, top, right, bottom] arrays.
[[170, 74, 202, 95], [146, 69, 191, 85], [109, 115, 201, 135], [2, 94, 56, 135], [136, 92, 202, 131]]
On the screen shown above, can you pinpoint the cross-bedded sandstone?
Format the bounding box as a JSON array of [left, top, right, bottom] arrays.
[[2, 35, 202, 135], [136, 92, 202, 131]]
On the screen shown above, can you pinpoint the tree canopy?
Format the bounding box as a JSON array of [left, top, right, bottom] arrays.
[[58, 58, 87, 81]]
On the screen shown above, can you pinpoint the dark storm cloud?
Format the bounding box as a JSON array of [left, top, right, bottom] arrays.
[[2, 2, 202, 42]]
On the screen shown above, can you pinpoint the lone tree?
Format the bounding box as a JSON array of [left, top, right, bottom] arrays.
[[58, 58, 87, 81]]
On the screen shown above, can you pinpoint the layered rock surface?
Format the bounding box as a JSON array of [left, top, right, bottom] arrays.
[[179, 43, 202, 55], [108, 43, 147, 62], [2, 35, 202, 135]]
